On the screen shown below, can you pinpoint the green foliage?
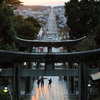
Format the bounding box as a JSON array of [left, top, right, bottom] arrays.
[[3, 0, 22, 5], [13, 15, 40, 40], [1, 5, 16, 39], [75, 37, 96, 51], [64, 1, 100, 39], [95, 24, 100, 46], [25, 16, 41, 29], [0, 8, 7, 31], [2, 5, 14, 16], [0, 0, 22, 10], [0, 4, 18, 51]]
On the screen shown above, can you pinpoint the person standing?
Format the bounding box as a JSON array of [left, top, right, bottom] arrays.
[[40, 76, 44, 87], [37, 79, 40, 87], [48, 78, 52, 87]]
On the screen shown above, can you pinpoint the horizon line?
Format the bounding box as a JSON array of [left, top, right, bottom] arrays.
[[22, 4, 65, 7]]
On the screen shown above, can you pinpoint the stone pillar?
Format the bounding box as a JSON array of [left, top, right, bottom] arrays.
[[45, 46, 54, 70], [25, 47, 33, 94], [37, 63, 40, 69], [78, 62, 87, 100], [13, 63, 17, 100], [33, 47, 39, 79], [48, 47, 52, 53], [35, 63, 40, 79], [63, 62, 67, 80], [66, 46, 74, 93], [25, 62, 33, 94], [17, 63, 21, 100], [67, 62, 74, 93], [13, 63, 21, 100]]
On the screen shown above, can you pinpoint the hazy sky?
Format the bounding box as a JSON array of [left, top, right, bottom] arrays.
[[21, 0, 69, 6]]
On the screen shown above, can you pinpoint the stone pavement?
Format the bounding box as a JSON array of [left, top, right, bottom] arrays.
[[25, 76, 78, 100]]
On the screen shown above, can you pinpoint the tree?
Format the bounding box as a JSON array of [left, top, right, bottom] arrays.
[[94, 24, 100, 46], [0, 8, 7, 31], [64, 1, 100, 39], [25, 16, 41, 29], [0, 1, 18, 51], [3, 0, 22, 5], [75, 37, 96, 51], [0, 0, 23, 10], [13, 15, 40, 40]]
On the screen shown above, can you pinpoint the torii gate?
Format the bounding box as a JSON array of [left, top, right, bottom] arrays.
[[15, 36, 86, 95], [0, 36, 100, 100], [0, 49, 100, 100]]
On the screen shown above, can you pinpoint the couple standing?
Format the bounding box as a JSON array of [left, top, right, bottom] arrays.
[[37, 77, 52, 87], [37, 77, 44, 87]]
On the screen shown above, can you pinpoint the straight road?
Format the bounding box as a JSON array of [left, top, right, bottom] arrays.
[[30, 8, 78, 100], [45, 8, 58, 41]]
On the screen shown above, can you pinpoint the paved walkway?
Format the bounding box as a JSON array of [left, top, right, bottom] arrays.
[[29, 76, 78, 100]]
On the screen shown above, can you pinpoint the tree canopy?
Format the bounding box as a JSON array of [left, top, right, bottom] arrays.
[[0, 0, 23, 51], [13, 15, 41, 40], [94, 24, 100, 46], [0, 0, 42, 50], [25, 16, 41, 28], [0, 4, 18, 51], [64, 1, 100, 39]]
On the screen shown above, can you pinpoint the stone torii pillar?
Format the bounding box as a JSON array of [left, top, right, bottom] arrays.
[[68, 61, 74, 93], [48, 46, 52, 53], [13, 63, 21, 100], [25, 47, 33, 94], [45, 46, 54, 70], [78, 62, 87, 100], [67, 46, 74, 93]]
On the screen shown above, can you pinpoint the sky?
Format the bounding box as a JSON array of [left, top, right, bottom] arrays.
[[20, 0, 69, 6]]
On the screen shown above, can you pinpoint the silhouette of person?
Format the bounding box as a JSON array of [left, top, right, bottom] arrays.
[[48, 78, 52, 87], [40, 76, 44, 87], [37, 79, 40, 87]]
